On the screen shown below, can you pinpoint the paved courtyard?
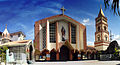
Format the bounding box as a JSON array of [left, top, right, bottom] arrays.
[[30, 60, 120, 65]]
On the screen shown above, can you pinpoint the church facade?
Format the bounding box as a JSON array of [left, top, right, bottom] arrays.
[[94, 8, 110, 51], [34, 14, 87, 60]]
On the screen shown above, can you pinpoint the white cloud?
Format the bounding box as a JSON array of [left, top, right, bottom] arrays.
[[83, 18, 89, 23], [113, 35, 120, 40], [87, 41, 94, 46], [17, 23, 27, 30], [16, 23, 34, 40], [46, 8, 60, 14], [78, 10, 96, 18], [112, 34, 120, 46], [82, 18, 91, 25], [26, 28, 34, 40]]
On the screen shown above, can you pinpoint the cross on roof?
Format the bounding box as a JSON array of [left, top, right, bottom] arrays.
[[61, 6, 66, 15]]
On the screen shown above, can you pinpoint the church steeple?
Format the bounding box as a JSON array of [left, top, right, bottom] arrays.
[[2, 24, 10, 39], [98, 8, 105, 17], [94, 7, 110, 51]]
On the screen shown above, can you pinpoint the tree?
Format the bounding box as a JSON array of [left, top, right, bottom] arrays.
[[0, 46, 8, 62], [104, 0, 120, 16]]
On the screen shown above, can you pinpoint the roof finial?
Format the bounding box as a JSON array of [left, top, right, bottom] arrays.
[[5, 24, 7, 29], [61, 6, 66, 15]]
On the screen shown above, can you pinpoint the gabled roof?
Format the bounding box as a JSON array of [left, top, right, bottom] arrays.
[[98, 8, 105, 17], [64, 40, 74, 50], [10, 31, 26, 37], [35, 14, 86, 29]]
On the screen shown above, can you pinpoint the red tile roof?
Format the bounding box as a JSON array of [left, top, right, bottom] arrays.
[[10, 31, 26, 37]]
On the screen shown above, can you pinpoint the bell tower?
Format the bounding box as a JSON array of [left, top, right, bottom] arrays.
[[94, 8, 110, 51]]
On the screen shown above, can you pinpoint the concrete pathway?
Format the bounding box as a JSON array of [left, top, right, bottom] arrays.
[[29, 60, 120, 65]]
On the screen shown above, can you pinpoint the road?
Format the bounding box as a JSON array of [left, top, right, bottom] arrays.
[[29, 60, 120, 65]]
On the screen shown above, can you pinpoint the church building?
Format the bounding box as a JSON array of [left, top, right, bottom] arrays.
[[0, 25, 34, 62], [34, 7, 87, 61], [94, 8, 110, 51]]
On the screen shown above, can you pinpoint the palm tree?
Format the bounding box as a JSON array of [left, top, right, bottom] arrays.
[[104, 0, 120, 16]]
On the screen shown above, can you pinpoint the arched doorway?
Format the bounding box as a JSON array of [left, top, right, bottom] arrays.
[[59, 45, 70, 61], [50, 49, 56, 61], [29, 45, 33, 60]]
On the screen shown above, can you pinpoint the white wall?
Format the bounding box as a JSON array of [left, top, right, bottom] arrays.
[[47, 21, 50, 50], [11, 34, 25, 41], [95, 43, 109, 51]]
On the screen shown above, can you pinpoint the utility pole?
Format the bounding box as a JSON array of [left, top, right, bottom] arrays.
[[110, 30, 114, 42]]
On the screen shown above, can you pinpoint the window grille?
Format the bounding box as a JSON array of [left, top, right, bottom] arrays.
[[71, 24, 76, 44], [49, 22, 56, 43], [42, 26, 46, 49]]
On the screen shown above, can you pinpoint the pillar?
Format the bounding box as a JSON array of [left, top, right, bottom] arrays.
[[69, 23, 71, 43], [56, 51, 59, 60], [56, 22, 59, 60]]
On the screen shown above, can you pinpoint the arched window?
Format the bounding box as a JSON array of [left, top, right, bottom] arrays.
[[98, 26, 100, 31], [3, 34, 4, 37], [97, 35, 100, 41], [6, 34, 7, 37], [105, 36, 107, 41], [104, 26, 106, 31]]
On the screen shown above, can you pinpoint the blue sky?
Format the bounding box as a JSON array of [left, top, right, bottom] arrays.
[[0, 0, 120, 46]]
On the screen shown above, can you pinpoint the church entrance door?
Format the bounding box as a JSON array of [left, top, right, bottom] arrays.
[[59, 45, 70, 61]]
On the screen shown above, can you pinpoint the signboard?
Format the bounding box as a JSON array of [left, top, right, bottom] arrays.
[[78, 54, 81, 57], [46, 54, 50, 58]]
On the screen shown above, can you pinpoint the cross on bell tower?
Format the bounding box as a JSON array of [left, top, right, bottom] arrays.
[[61, 6, 66, 15]]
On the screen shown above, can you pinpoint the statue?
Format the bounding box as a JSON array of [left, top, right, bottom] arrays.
[[61, 26, 66, 41]]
